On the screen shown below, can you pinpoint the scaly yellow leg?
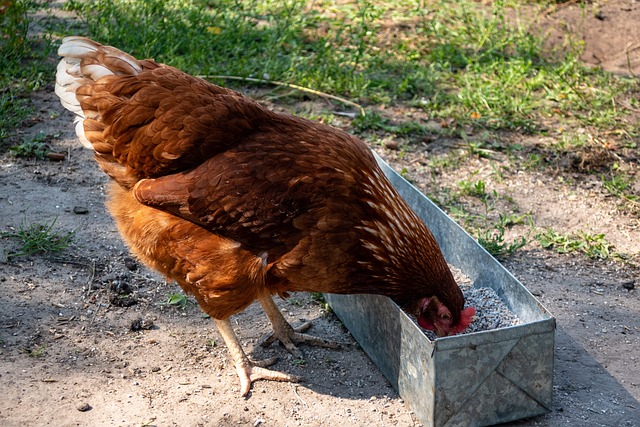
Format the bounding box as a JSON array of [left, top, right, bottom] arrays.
[[214, 318, 301, 396], [258, 294, 341, 358]]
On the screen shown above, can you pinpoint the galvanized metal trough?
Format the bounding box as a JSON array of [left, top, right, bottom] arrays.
[[324, 154, 556, 427]]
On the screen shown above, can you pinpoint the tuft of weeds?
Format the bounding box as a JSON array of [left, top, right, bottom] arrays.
[[23, 344, 47, 358], [310, 292, 332, 313], [602, 166, 639, 206], [521, 153, 544, 170], [466, 141, 496, 159], [477, 225, 527, 258], [536, 229, 615, 260], [160, 292, 192, 308], [476, 212, 531, 258], [9, 132, 51, 159], [353, 110, 433, 139], [0, 1, 55, 146], [291, 358, 306, 366], [2, 217, 75, 258], [447, 176, 532, 257], [457, 177, 487, 199]]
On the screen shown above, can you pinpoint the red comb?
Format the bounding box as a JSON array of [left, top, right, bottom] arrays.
[[453, 306, 477, 333]]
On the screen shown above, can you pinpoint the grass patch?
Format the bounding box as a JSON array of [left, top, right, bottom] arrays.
[[477, 225, 527, 258], [23, 344, 47, 358], [60, 0, 637, 138], [474, 211, 531, 258], [0, 0, 634, 144], [160, 292, 193, 308], [0, 0, 56, 147], [602, 166, 639, 206], [64, 0, 385, 98], [2, 217, 75, 258], [536, 229, 616, 260], [407, 0, 638, 135], [439, 177, 532, 258], [9, 131, 55, 159]]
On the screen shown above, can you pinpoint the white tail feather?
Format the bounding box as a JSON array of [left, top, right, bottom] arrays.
[[74, 118, 92, 149], [57, 36, 102, 57], [82, 63, 115, 80], [55, 59, 82, 114], [55, 37, 143, 150]]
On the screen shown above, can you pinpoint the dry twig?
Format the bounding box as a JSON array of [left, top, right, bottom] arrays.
[[199, 75, 365, 117]]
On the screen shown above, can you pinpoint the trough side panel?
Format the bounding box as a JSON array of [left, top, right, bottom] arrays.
[[324, 294, 401, 389], [496, 331, 555, 409], [443, 369, 550, 427], [433, 337, 519, 425]]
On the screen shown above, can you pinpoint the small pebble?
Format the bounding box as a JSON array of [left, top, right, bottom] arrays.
[[73, 206, 89, 214], [76, 403, 92, 412], [130, 318, 154, 332], [385, 140, 399, 150], [124, 257, 138, 271]]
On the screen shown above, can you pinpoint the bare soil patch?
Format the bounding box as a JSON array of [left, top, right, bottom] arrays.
[[536, 0, 640, 76]]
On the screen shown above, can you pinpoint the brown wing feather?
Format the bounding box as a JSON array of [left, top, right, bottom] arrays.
[[73, 59, 277, 182], [133, 123, 372, 255]]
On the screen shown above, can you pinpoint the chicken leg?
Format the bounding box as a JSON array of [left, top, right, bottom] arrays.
[[214, 318, 301, 396], [258, 294, 341, 359]]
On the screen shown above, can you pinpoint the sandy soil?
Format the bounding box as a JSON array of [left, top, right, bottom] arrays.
[[1, 1, 639, 426]]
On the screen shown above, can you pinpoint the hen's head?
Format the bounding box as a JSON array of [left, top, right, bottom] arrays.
[[417, 296, 476, 337]]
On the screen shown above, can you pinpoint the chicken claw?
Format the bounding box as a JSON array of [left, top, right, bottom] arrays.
[[214, 318, 301, 396], [258, 295, 341, 359], [235, 360, 302, 397]]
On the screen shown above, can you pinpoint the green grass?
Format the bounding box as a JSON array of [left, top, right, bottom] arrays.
[[2, 0, 633, 148], [457, 177, 488, 199], [9, 131, 52, 159], [477, 224, 527, 258], [602, 166, 639, 206], [60, 0, 638, 137], [64, 0, 385, 98], [536, 228, 616, 260], [23, 344, 47, 358], [0, 0, 55, 146], [436, 176, 532, 258], [160, 292, 193, 308], [353, 111, 433, 137], [1, 217, 75, 258]]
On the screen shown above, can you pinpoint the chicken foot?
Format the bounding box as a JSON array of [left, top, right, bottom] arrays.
[[258, 294, 341, 359], [214, 318, 301, 397]]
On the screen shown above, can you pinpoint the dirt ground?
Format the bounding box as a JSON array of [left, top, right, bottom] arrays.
[[1, 1, 639, 426]]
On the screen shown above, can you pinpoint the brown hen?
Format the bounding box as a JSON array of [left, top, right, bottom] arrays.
[[55, 36, 475, 396]]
